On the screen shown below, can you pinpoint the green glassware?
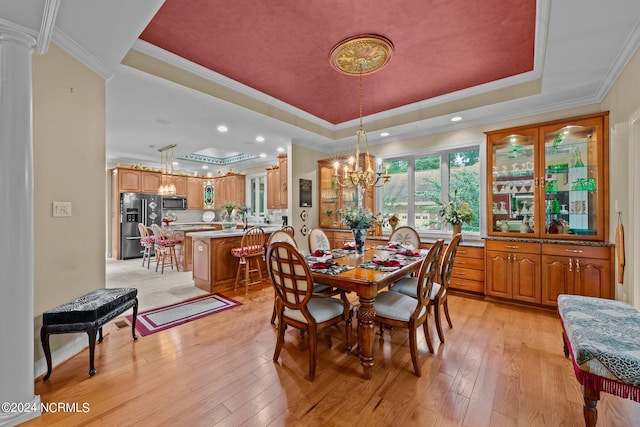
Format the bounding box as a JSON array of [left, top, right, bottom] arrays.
[[585, 177, 597, 191]]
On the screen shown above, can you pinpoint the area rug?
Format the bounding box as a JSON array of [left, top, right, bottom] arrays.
[[126, 293, 241, 336]]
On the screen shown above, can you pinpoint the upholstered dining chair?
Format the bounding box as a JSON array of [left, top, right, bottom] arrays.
[[281, 225, 295, 238], [373, 239, 444, 377], [138, 223, 154, 269], [390, 233, 462, 343], [231, 227, 266, 295], [150, 224, 179, 274], [266, 241, 352, 381], [308, 228, 331, 252], [388, 226, 421, 248], [266, 230, 340, 325]]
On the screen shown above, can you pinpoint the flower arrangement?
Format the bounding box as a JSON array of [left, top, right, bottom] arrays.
[[220, 201, 238, 215], [337, 206, 374, 229], [439, 190, 475, 225]]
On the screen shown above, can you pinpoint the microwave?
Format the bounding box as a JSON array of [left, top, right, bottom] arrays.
[[162, 196, 188, 210]]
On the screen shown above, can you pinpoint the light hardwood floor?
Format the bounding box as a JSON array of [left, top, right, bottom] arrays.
[[25, 262, 640, 426]]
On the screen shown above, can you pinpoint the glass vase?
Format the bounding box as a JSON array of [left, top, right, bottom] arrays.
[[351, 228, 367, 255]]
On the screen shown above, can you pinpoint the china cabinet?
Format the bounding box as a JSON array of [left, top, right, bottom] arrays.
[[484, 112, 614, 308], [486, 112, 609, 241], [317, 154, 375, 229]]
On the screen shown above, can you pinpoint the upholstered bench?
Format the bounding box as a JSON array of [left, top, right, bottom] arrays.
[[40, 287, 138, 380], [557, 294, 640, 427]]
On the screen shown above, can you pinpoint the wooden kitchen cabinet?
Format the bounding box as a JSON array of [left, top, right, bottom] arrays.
[[171, 175, 188, 196], [213, 174, 245, 208], [187, 177, 204, 210], [141, 171, 162, 193], [485, 112, 609, 241], [266, 153, 288, 209], [485, 240, 541, 304], [540, 243, 614, 307], [117, 168, 143, 192]]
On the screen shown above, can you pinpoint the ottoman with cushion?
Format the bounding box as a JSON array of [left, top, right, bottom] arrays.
[[40, 287, 138, 380]]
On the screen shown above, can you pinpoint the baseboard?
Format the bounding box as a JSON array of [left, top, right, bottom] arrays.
[[33, 335, 87, 380]]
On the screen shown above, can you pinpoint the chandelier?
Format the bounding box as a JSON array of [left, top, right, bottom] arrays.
[[329, 35, 393, 189], [158, 144, 176, 196]]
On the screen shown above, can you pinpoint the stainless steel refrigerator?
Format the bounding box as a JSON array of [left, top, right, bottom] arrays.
[[120, 193, 162, 259]]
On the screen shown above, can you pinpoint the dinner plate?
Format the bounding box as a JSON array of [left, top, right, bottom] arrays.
[[202, 211, 215, 222]]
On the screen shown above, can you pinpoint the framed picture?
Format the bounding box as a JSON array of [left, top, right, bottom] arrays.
[[299, 179, 312, 207]]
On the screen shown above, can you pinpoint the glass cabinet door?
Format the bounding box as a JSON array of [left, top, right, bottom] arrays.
[[488, 129, 538, 235], [540, 116, 604, 240], [319, 163, 339, 228]]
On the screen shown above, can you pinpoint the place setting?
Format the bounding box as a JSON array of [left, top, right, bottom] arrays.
[[357, 252, 408, 272], [332, 241, 370, 254], [373, 241, 423, 259], [305, 249, 353, 275]]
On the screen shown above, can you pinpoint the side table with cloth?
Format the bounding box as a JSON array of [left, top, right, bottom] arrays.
[[557, 294, 640, 427]]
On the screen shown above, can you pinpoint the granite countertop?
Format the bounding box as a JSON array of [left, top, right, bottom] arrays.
[[187, 226, 282, 239], [483, 236, 615, 247]]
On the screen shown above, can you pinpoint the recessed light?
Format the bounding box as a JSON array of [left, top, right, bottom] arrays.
[[202, 165, 209, 169], [277, 147, 285, 153], [451, 116, 463, 122], [156, 118, 170, 125], [259, 153, 266, 158], [380, 132, 390, 137], [256, 136, 265, 142], [217, 125, 228, 133]]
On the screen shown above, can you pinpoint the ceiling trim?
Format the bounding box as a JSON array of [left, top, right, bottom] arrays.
[[595, 18, 640, 100], [179, 152, 258, 165], [35, 0, 60, 55], [52, 27, 112, 78]]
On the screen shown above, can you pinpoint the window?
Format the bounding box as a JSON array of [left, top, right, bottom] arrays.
[[379, 146, 481, 233], [248, 175, 266, 216]]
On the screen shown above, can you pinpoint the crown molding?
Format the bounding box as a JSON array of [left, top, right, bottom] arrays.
[[52, 27, 112, 78], [36, 0, 60, 55]]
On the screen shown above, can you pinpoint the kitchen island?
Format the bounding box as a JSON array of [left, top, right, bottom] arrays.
[[187, 226, 281, 293]]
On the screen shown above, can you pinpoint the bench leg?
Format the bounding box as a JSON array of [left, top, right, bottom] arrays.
[[583, 385, 599, 427], [131, 298, 139, 340], [87, 326, 98, 376], [40, 327, 53, 381]]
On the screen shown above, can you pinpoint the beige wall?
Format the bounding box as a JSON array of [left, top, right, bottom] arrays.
[[601, 45, 640, 307], [290, 144, 325, 251], [32, 44, 106, 360]]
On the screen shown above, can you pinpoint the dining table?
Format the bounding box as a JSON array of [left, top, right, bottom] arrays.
[[309, 246, 425, 379]]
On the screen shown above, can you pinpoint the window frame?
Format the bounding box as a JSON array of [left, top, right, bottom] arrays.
[[246, 173, 266, 217], [375, 141, 485, 237]]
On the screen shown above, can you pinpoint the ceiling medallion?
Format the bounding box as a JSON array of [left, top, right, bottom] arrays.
[[329, 34, 394, 76]]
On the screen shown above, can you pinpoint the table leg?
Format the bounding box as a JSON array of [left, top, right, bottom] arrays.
[[357, 296, 375, 379]]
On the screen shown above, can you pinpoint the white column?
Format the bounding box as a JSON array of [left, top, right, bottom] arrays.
[[0, 26, 41, 425]]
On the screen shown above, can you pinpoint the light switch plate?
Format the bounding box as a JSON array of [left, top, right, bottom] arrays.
[[52, 201, 72, 217]]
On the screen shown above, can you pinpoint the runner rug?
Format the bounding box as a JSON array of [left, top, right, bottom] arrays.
[[126, 293, 241, 336]]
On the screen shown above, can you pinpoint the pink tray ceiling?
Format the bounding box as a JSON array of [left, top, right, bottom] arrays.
[[140, 0, 535, 125]]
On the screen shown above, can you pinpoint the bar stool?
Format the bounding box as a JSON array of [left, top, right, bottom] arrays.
[[231, 227, 266, 295], [138, 223, 155, 269], [150, 224, 179, 274]]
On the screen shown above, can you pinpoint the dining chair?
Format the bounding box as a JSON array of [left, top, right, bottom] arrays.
[[138, 223, 155, 269], [281, 225, 295, 238], [388, 226, 421, 248], [231, 227, 266, 295], [308, 228, 331, 252], [390, 233, 462, 343], [373, 239, 444, 377], [266, 241, 352, 381], [266, 231, 340, 325], [150, 224, 179, 274]]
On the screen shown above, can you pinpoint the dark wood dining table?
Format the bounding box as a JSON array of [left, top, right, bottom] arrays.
[[310, 248, 424, 379]]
